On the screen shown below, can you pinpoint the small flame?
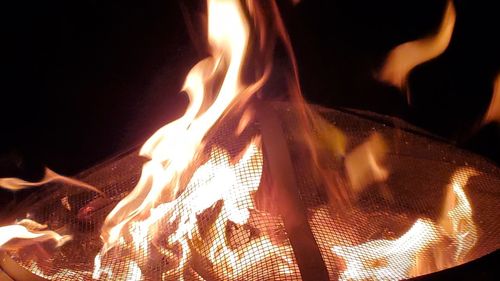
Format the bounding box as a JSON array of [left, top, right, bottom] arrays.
[[332, 219, 441, 281], [378, 0, 456, 98], [0, 167, 101, 194], [438, 168, 478, 262], [0, 219, 70, 249], [482, 74, 500, 125], [345, 133, 389, 195]]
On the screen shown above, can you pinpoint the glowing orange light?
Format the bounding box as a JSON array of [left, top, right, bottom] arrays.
[[483, 74, 500, 125], [379, 0, 456, 98]]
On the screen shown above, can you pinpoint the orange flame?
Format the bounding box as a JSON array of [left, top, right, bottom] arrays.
[[332, 167, 478, 280], [90, 2, 277, 278], [483, 74, 500, 125], [97, 0, 252, 257], [345, 133, 389, 194], [378, 0, 456, 99], [0, 167, 100, 194], [0, 219, 70, 249], [332, 219, 441, 281], [438, 168, 478, 262]]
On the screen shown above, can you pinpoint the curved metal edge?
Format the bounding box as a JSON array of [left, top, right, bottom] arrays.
[[407, 249, 500, 281], [0, 252, 47, 281]]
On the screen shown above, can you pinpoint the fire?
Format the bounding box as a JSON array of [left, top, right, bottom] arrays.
[[0, 167, 100, 193], [332, 168, 479, 280], [345, 133, 389, 195], [0, 219, 70, 249], [91, 0, 277, 279], [438, 168, 478, 262], [332, 219, 441, 281], [0, 0, 489, 280], [483, 74, 500, 125], [97, 0, 250, 254], [93, 140, 266, 280], [378, 0, 456, 101]]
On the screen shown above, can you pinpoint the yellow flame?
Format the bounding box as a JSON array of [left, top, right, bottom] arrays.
[[332, 166, 479, 280], [345, 133, 389, 194], [195, 202, 297, 280], [438, 168, 478, 262], [332, 219, 441, 281], [93, 139, 264, 279], [0, 219, 70, 248], [483, 74, 500, 125], [0, 167, 100, 194], [379, 0, 456, 95], [97, 0, 252, 259]]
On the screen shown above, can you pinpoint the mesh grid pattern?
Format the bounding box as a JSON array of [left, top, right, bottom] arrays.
[[3, 103, 500, 280]]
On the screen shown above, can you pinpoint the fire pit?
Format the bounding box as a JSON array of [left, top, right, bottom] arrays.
[[0, 102, 499, 281], [0, 0, 499, 280]]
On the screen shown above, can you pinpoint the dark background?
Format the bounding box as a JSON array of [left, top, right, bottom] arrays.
[[1, 0, 498, 177]]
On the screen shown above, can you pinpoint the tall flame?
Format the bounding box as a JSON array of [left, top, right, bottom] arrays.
[[90, 0, 278, 279], [98, 0, 251, 255], [378, 0, 456, 101]]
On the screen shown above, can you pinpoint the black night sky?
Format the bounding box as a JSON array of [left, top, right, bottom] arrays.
[[1, 0, 498, 181]]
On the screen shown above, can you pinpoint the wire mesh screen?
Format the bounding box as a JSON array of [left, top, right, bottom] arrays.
[[2, 102, 499, 281]]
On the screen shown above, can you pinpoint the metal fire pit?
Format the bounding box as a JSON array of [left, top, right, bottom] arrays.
[[1, 102, 499, 280]]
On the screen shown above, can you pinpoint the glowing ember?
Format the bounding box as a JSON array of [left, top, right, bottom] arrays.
[[97, 0, 251, 257]]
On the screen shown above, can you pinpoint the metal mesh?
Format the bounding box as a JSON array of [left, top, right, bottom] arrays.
[[3, 102, 500, 280]]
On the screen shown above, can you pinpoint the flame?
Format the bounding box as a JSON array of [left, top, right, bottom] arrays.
[[93, 140, 264, 279], [97, 0, 252, 257], [483, 74, 500, 125], [345, 133, 389, 195], [0, 167, 100, 194], [438, 168, 478, 262], [0, 0, 485, 279], [0, 219, 70, 249], [378, 0, 456, 99], [332, 167, 479, 280], [332, 219, 441, 281]]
